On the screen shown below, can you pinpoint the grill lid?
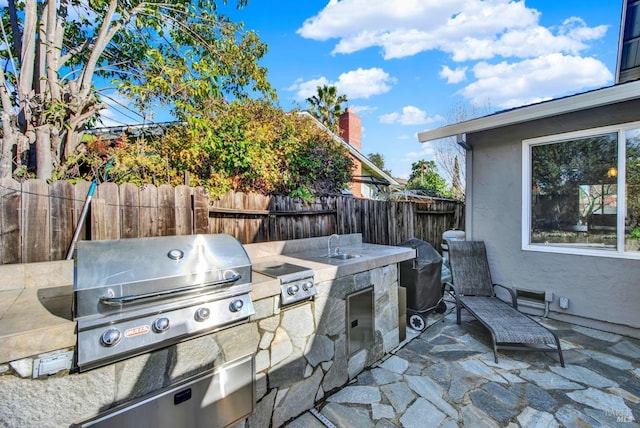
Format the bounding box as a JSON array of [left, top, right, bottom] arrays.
[[74, 234, 252, 319]]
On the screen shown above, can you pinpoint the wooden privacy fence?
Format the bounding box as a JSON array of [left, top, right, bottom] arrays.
[[0, 179, 464, 265]]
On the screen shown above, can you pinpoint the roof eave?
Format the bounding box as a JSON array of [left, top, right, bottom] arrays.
[[417, 80, 640, 143]]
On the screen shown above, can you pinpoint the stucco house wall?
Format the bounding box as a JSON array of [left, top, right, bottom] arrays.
[[464, 99, 640, 338]]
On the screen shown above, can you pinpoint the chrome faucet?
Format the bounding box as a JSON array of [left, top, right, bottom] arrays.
[[328, 234, 340, 256]]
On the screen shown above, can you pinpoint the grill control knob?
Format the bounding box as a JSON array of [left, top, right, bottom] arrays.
[[153, 317, 170, 333], [100, 328, 122, 347], [302, 281, 313, 291], [167, 249, 184, 261], [287, 285, 300, 296], [229, 299, 244, 312], [195, 307, 211, 322]]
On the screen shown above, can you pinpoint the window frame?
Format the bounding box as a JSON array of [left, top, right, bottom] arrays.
[[621, 0, 640, 71], [522, 121, 640, 259]]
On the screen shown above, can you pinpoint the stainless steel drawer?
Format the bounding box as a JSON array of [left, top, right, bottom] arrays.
[[73, 354, 255, 428]]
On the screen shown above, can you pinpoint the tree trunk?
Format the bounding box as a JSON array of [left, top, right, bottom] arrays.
[[35, 125, 53, 179], [64, 127, 83, 161], [0, 113, 15, 178]]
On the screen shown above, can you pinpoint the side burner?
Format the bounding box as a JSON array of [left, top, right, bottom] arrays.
[[253, 262, 316, 306]]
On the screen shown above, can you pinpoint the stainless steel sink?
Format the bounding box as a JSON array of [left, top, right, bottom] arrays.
[[329, 253, 361, 260]]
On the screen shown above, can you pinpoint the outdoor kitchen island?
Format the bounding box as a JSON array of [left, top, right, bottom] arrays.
[[0, 233, 414, 428]]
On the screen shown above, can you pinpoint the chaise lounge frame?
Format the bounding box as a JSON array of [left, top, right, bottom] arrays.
[[446, 241, 564, 367]]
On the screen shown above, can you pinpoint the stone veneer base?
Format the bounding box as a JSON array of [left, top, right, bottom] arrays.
[[0, 234, 410, 427]]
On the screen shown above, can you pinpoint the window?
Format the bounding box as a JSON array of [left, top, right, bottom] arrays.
[[523, 123, 640, 257]]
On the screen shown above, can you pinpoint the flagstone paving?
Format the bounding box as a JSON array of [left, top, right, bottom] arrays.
[[287, 303, 640, 427]]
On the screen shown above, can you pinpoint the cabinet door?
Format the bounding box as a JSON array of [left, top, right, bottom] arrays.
[[346, 286, 374, 355]]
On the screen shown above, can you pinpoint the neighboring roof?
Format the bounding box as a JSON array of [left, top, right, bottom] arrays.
[[393, 177, 408, 186], [298, 111, 400, 186], [417, 79, 640, 143]]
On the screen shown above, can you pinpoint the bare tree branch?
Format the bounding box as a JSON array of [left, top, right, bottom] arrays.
[[79, 0, 119, 98], [7, 0, 22, 59]]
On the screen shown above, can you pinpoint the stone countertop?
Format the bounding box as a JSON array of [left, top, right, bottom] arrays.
[[0, 234, 415, 366], [0, 261, 76, 365], [248, 242, 415, 298]]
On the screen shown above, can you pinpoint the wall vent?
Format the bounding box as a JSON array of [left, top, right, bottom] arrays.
[[515, 288, 546, 309]]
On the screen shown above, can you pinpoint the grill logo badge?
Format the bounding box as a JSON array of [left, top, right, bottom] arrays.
[[125, 325, 150, 337]]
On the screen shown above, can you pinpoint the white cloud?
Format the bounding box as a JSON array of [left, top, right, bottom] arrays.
[[443, 18, 608, 62], [440, 66, 467, 84], [97, 91, 144, 126], [405, 142, 436, 161], [337, 67, 396, 99], [288, 77, 331, 100], [380, 106, 444, 125], [559, 16, 608, 41], [379, 112, 400, 124], [348, 105, 377, 115], [460, 53, 614, 108], [97, 113, 124, 128], [289, 67, 395, 101], [297, 0, 607, 62]]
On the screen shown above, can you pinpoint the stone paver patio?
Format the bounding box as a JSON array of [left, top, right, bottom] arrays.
[[287, 301, 640, 427]]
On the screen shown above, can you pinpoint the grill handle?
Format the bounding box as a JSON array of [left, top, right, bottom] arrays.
[[99, 273, 243, 306]]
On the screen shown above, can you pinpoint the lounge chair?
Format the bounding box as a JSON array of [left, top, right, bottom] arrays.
[[447, 241, 564, 367]]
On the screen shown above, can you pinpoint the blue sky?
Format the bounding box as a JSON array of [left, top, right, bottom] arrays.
[[103, 0, 624, 180]]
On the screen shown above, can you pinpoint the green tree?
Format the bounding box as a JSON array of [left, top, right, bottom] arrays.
[[368, 152, 392, 176], [406, 160, 449, 197], [305, 85, 347, 132], [0, 0, 273, 179], [60, 100, 354, 199], [166, 100, 353, 197]]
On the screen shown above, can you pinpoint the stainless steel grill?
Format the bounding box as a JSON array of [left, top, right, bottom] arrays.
[[73, 234, 255, 371]]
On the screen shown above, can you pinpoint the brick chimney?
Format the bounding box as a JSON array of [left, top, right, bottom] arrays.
[[338, 108, 363, 197], [338, 108, 361, 150]]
